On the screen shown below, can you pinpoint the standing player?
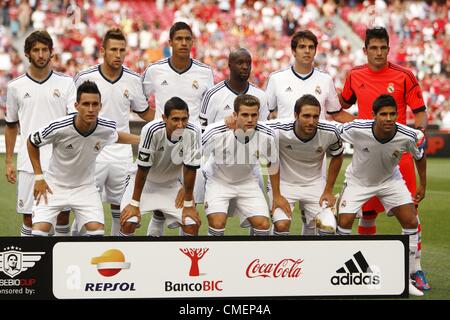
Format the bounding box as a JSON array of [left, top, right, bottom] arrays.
[[27, 81, 139, 236], [266, 94, 343, 235], [265, 30, 353, 122], [199, 48, 268, 132], [5, 30, 75, 237], [73, 28, 153, 236], [337, 94, 426, 296], [142, 21, 214, 236], [119, 97, 201, 236], [339, 26, 430, 290], [202, 94, 280, 236]]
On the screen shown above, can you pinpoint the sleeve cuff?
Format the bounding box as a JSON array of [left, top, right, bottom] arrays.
[[327, 108, 343, 115], [412, 106, 426, 114], [133, 106, 150, 114], [184, 164, 200, 170], [28, 134, 39, 148]]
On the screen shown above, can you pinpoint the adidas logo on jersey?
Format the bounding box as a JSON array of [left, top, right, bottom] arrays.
[[65, 144, 73, 150], [362, 147, 369, 153], [285, 87, 292, 92], [158, 146, 164, 151], [285, 145, 293, 150], [224, 105, 231, 110], [330, 251, 380, 286], [161, 80, 168, 86], [24, 93, 31, 99], [138, 151, 150, 162]]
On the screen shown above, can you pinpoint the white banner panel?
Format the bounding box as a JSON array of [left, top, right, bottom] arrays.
[[53, 239, 406, 299]]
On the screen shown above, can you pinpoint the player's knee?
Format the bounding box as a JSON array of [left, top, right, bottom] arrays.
[[57, 211, 70, 224], [252, 219, 270, 231], [122, 222, 137, 234], [207, 214, 227, 229], [182, 224, 199, 236], [402, 215, 418, 229], [274, 220, 290, 233], [338, 213, 355, 229], [23, 214, 32, 227]]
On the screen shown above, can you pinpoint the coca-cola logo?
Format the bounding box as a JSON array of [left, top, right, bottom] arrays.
[[246, 258, 303, 278]]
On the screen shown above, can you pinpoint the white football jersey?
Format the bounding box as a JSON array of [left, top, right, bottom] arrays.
[[202, 122, 278, 184], [142, 58, 214, 124], [5, 71, 76, 173], [266, 119, 343, 184], [29, 115, 118, 187], [340, 120, 424, 186], [136, 120, 201, 184], [265, 66, 341, 120], [199, 80, 269, 131], [73, 65, 148, 163]]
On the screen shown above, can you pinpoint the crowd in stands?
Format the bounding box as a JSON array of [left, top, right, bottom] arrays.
[[0, 0, 448, 128]]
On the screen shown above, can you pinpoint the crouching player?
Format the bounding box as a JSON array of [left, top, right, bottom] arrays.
[[120, 97, 202, 236], [266, 94, 343, 235], [27, 81, 139, 236], [337, 94, 427, 296]]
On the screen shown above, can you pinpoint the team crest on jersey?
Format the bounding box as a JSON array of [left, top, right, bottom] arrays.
[[340, 200, 347, 208], [18, 200, 24, 208], [315, 86, 322, 95], [179, 149, 183, 157], [387, 83, 395, 93], [192, 80, 199, 90], [53, 89, 61, 97], [316, 146, 323, 153], [94, 142, 101, 152], [392, 150, 401, 159], [123, 89, 130, 99], [204, 202, 208, 209]]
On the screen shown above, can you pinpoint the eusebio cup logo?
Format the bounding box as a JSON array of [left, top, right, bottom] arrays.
[[91, 249, 130, 277]]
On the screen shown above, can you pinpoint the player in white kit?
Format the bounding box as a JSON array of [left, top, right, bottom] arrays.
[[336, 94, 427, 296], [27, 81, 139, 236], [265, 94, 344, 235], [119, 97, 201, 236], [265, 30, 353, 122], [142, 22, 214, 236], [5, 30, 76, 236], [73, 28, 153, 235], [202, 94, 282, 236]]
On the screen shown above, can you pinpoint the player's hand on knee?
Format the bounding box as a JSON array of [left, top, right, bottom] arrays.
[[320, 192, 336, 208], [175, 187, 185, 208], [182, 206, 201, 227], [272, 195, 291, 218], [34, 180, 52, 205], [5, 162, 16, 184], [414, 184, 426, 203], [120, 205, 141, 226]]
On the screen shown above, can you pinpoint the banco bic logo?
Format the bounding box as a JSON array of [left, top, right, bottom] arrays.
[[331, 251, 380, 286]]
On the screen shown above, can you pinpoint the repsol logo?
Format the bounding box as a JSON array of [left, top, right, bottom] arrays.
[[165, 280, 223, 292], [85, 282, 136, 291]]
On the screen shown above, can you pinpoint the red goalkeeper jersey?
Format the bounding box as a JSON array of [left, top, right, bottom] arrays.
[[341, 62, 426, 124]]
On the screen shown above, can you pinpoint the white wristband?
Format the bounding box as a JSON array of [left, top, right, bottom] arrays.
[[34, 174, 44, 181], [184, 200, 194, 208], [130, 199, 140, 208]]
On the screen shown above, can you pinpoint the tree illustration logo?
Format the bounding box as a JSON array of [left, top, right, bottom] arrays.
[[179, 248, 209, 277]]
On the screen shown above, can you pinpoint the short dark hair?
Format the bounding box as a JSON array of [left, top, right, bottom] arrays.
[[164, 97, 189, 117], [77, 81, 101, 103], [365, 27, 389, 47], [169, 22, 193, 40], [372, 94, 397, 114], [234, 94, 260, 113], [294, 94, 321, 114], [24, 30, 53, 54], [291, 30, 318, 51], [102, 28, 126, 48]]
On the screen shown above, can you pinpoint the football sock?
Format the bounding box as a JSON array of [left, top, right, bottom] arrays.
[[111, 208, 121, 236], [55, 224, 70, 236], [20, 224, 32, 237], [208, 227, 225, 236], [358, 210, 377, 235]]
